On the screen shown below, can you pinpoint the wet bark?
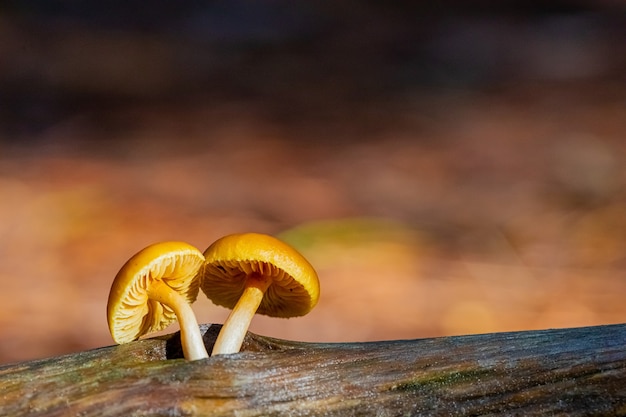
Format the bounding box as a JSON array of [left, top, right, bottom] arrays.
[[1, 323, 625, 416]]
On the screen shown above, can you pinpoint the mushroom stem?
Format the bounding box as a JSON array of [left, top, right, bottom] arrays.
[[211, 274, 271, 355], [147, 280, 208, 360]]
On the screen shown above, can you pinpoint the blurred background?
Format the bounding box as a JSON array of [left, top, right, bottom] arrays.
[[1, 1, 625, 364]]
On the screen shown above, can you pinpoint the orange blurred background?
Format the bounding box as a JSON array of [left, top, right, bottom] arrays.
[[1, 2, 625, 364]]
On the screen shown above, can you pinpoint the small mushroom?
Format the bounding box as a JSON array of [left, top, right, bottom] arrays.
[[201, 233, 320, 355], [107, 241, 209, 360]]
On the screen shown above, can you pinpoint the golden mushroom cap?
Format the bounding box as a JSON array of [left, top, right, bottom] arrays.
[[201, 233, 320, 318], [107, 241, 205, 344]]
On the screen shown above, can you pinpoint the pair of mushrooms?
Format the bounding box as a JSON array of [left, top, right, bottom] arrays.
[[106, 233, 320, 360]]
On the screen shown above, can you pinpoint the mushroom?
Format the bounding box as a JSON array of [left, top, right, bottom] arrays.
[[201, 233, 320, 355], [107, 241, 209, 360]]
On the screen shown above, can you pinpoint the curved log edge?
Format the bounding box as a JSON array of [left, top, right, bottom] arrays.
[[1, 323, 626, 416]]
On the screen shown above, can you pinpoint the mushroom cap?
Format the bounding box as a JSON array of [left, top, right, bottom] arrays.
[[107, 241, 205, 344], [201, 233, 320, 318]]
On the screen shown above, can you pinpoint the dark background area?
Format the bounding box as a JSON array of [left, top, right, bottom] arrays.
[[0, 1, 625, 364]]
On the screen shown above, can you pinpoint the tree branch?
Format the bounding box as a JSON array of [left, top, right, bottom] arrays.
[[2, 323, 626, 416]]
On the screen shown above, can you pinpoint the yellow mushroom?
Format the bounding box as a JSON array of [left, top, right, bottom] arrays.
[[107, 241, 208, 360], [201, 233, 320, 355]]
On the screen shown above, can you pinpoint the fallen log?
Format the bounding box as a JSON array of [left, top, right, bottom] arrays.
[[1, 323, 626, 416]]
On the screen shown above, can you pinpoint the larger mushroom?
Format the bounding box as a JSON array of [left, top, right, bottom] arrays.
[[107, 241, 209, 360], [201, 233, 320, 355]]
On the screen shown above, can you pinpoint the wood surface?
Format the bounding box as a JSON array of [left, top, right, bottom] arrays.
[[1, 323, 626, 416]]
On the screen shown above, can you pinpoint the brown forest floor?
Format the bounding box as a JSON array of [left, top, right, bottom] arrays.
[[1, 82, 625, 364]]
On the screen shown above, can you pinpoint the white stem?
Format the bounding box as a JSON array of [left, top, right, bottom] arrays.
[[148, 281, 208, 360], [212, 275, 271, 355]]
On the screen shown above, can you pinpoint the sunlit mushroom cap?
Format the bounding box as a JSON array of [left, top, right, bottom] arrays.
[[107, 241, 205, 344], [201, 233, 320, 318]]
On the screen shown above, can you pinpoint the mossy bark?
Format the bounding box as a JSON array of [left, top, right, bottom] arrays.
[[2, 323, 626, 416]]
